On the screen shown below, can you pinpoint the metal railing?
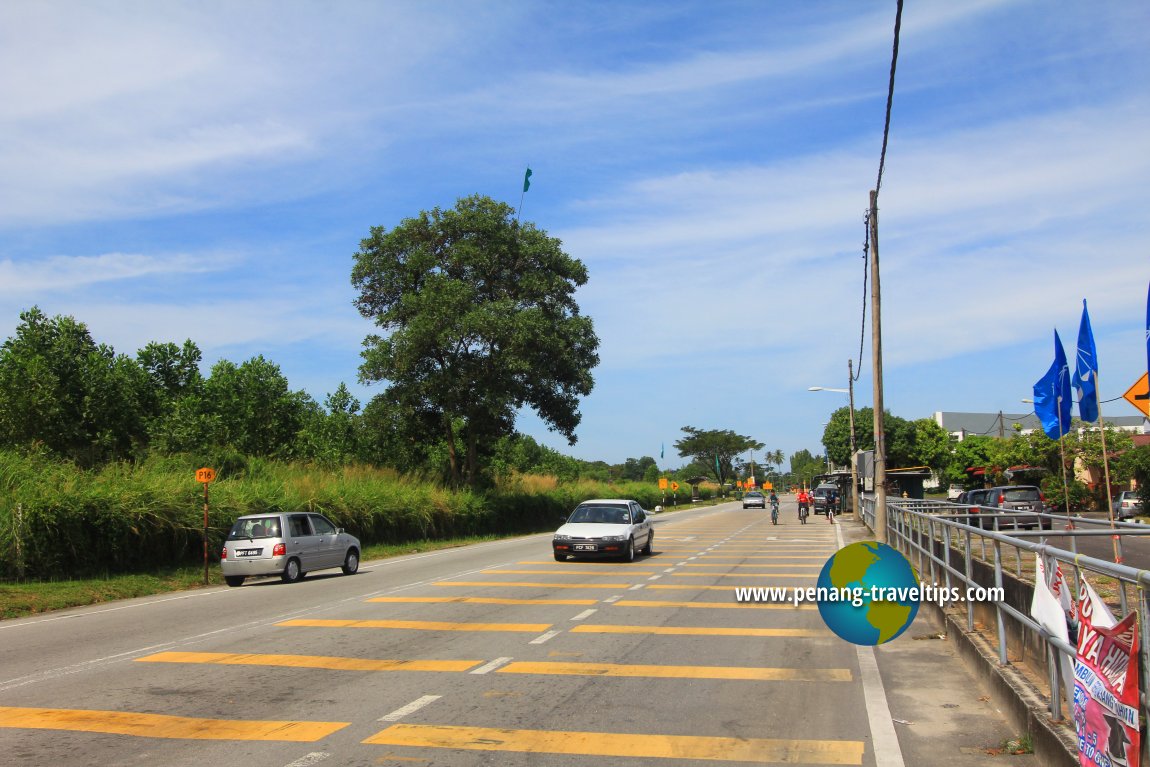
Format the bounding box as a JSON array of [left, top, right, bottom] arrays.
[[860, 496, 1150, 727]]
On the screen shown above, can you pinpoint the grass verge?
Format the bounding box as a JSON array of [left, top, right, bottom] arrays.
[[0, 534, 506, 620]]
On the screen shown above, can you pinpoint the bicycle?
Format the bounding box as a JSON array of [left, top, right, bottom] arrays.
[[798, 503, 809, 524], [770, 501, 779, 525]]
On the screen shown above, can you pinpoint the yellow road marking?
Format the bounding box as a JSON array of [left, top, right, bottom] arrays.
[[683, 563, 822, 568], [0, 706, 347, 742], [611, 599, 815, 610], [136, 651, 482, 673], [498, 661, 850, 682], [366, 596, 596, 606], [696, 555, 832, 559], [364, 723, 863, 764], [571, 624, 831, 637], [668, 572, 817, 578], [647, 584, 745, 591], [277, 619, 550, 632], [482, 569, 655, 575], [434, 581, 632, 589]]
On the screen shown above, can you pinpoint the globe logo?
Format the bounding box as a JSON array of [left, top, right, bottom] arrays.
[[816, 541, 920, 646]]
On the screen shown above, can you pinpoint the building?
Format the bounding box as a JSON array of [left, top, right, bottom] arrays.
[[932, 411, 1147, 442]]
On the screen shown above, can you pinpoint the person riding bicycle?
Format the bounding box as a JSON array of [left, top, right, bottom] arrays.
[[826, 489, 838, 524], [797, 489, 810, 521], [769, 491, 780, 524]]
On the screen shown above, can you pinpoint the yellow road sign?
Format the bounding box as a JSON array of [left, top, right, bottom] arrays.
[[1123, 373, 1150, 417], [195, 467, 216, 484], [670, 481, 680, 492], [658, 477, 668, 490]]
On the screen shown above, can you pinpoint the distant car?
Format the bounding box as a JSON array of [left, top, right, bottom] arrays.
[[220, 512, 361, 587], [946, 484, 963, 501], [812, 484, 839, 515], [552, 499, 654, 562], [982, 485, 1052, 530], [954, 488, 991, 527], [742, 491, 766, 509], [1112, 491, 1143, 520]]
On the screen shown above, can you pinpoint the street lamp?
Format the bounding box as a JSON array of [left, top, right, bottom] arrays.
[[808, 360, 859, 520]]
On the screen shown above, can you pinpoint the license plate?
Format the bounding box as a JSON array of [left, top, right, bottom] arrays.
[[573, 544, 596, 551], [236, 548, 261, 557], [1016, 505, 1032, 511]]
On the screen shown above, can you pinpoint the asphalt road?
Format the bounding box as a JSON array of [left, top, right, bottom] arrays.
[[0, 501, 1030, 766]]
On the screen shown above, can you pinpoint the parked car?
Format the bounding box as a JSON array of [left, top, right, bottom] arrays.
[[982, 485, 1052, 530], [552, 499, 654, 562], [742, 491, 766, 509], [953, 488, 991, 527], [812, 483, 839, 515], [946, 484, 963, 501], [1112, 491, 1144, 520], [220, 512, 361, 587]]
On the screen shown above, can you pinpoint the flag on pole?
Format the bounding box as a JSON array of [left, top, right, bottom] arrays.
[[660, 443, 664, 459], [1072, 299, 1099, 423], [1033, 330, 1072, 440], [522, 167, 532, 193]]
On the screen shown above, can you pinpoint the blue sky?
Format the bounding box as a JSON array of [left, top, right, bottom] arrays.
[[1, 1, 1148, 467]]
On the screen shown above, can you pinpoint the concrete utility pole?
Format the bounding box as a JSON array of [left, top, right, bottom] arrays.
[[848, 359, 859, 521], [869, 190, 887, 543]]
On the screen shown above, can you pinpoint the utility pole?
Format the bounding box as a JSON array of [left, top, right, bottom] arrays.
[[848, 359, 859, 521], [869, 190, 887, 543]]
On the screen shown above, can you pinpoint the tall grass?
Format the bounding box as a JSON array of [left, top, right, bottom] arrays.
[[0, 452, 683, 580]]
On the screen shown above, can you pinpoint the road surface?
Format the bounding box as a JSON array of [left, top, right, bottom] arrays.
[[0, 501, 1031, 766]]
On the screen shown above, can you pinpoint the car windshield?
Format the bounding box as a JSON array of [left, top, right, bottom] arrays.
[[568, 505, 631, 524], [228, 516, 282, 540], [1003, 488, 1040, 502], [745, 492, 763, 498]]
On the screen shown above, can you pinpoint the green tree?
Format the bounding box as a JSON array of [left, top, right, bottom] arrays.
[[351, 194, 600, 488], [298, 383, 362, 465], [789, 449, 825, 489], [0, 307, 149, 465], [202, 356, 312, 457], [673, 426, 764, 491]]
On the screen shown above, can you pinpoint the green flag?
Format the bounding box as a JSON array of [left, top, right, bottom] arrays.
[[523, 167, 532, 193]]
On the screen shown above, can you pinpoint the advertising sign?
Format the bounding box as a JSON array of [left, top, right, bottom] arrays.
[[1073, 589, 1141, 767]]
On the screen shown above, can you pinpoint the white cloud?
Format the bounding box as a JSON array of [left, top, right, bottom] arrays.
[[0, 252, 227, 293]]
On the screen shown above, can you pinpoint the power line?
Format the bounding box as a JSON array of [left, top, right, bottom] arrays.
[[875, 0, 904, 197]]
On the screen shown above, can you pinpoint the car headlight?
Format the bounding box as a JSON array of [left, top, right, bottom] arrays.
[[599, 535, 627, 542], [553, 534, 571, 541]]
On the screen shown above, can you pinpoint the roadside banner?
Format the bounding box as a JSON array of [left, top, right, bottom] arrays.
[[1077, 575, 1115, 630], [1032, 555, 1075, 703], [1073, 589, 1141, 767]]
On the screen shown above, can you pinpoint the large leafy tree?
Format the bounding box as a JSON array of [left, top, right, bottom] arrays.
[[673, 426, 764, 490], [0, 307, 149, 465], [352, 194, 600, 487]]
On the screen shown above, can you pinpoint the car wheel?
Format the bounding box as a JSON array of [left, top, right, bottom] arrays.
[[224, 575, 245, 588], [641, 532, 653, 556], [622, 537, 635, 563], [554, 551, 567, 561], [342, 548, 360, 575], [282, 557, 303, 583]]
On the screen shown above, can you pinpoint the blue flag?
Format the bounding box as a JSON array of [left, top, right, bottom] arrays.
[[522, 167, 532, 193], [1033, 330, 1071, 440], [660, 443, 664, 459], [1072, 299, 1099, 423]]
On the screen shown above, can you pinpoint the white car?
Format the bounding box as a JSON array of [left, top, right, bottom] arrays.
[[552, 499, 654, 562]]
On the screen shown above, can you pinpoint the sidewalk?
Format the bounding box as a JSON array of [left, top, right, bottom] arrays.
[[836, 516, 1043, 765]]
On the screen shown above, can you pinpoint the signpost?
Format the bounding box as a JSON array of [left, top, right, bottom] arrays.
[[196, 468, 216, 584], [659, 477, 668, 508], [670, 481, 680, 505]]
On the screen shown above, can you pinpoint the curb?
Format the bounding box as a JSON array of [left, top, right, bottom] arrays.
[[929, 601, 1079, 766]]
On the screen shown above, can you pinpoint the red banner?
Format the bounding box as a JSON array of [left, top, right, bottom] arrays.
[[1073, 591, 1141, 767]]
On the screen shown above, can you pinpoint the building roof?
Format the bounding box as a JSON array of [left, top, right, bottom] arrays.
[[933, 411, 1147, 439]]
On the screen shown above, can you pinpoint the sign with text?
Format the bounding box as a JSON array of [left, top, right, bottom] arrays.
[[195, 467, 216, 484], [1073, 590, 1141, 767]]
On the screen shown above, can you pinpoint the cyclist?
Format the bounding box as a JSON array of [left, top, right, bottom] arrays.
[[826, 489, 838, 524], [769, 491, 779, 524], [797, 489, 810, 524]]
